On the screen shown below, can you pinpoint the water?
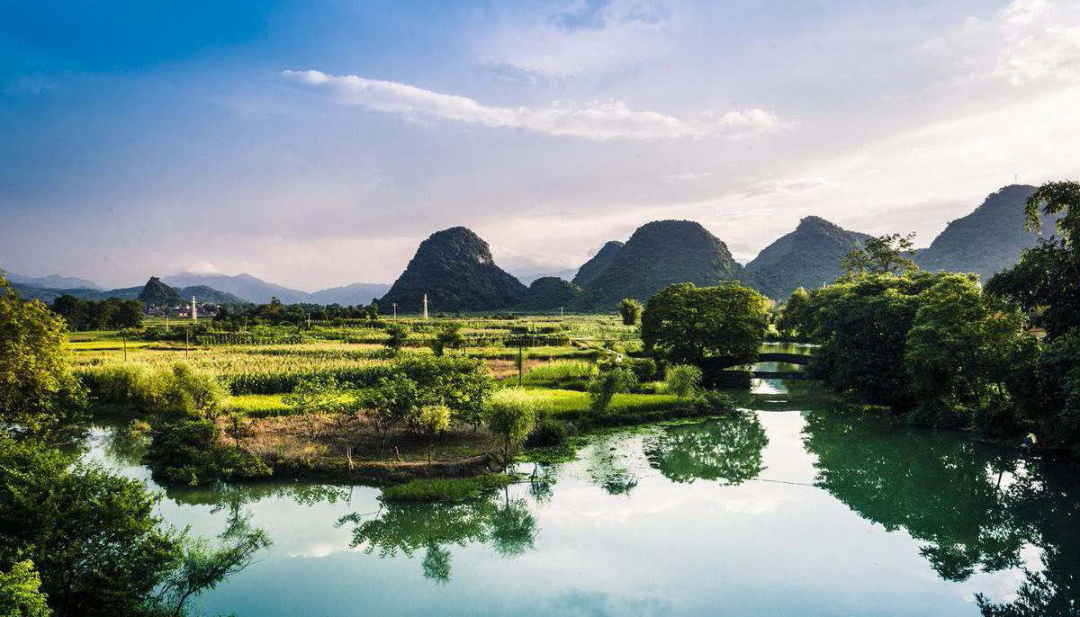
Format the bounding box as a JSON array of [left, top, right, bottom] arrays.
[[84, 380, 1080, 616]]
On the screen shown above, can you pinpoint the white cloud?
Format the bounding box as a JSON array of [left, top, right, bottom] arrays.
[[930, 0, 1080, 86], [282, 69, 782, 140]]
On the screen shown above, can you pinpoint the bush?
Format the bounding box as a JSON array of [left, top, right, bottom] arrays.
[[618, 298, 643, 326], [384, 323, 408, 354], [666, 365, 703, 399], [524, 360, 596, 385], [629, 357, 658, 383], [145, 418, 270, 486], [81, 363, 229, 419], [380, 474, 513, 503], [526, 415, 568, 448], [586, 367, 637, 414], [432, 323, 465, 356], [486, 388, 539, 460]]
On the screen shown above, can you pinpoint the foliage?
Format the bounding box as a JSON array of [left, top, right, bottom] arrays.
[[985, 238, 1080, 338], [432, 323, 465, 356], [665, 365, 702, 400], [485, 388, 538, 460], [1024, 179, 1079, 245], [282, 374, 349, 415], [904, 274, 1038, 430], [1038, 331, 1080, 446], [775, 287, 811, 339], [841, 232, 918, 276], [573, 220, 752, 310], [145, 418, 270, 486], [0, 275, 85, 437], [378, 227, 527, 313], [84, 362, 229, 419], [641, 282, 769, 366], [617, 298, 643, 326], [586, 365, 637, 414], [525, 414, 568, 448], [0, 437, 177, 616], [50, 295, 143, 331], [0, 560, 50, 617], [383, 323, 408, 354], [523, 360, 596, 385], [643, 413, 768, 485], [380, 474, 513, 503], [516, 277, 582, 311], [747, 216, 871, 300], [628, 357, 658, 383]]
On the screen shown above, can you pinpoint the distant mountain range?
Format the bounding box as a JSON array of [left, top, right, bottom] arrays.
[[5, 183, 1055, 310]]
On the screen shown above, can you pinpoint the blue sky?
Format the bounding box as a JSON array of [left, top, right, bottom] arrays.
[[2, 0, 1079, 289]]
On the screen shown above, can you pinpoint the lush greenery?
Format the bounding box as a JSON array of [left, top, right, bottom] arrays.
[[516, 277, 582, 311], [617, 298, 643, 325], [571, 240, 623, 288], [641, 282, 769, 367], [138, 276, 183, 308], [50, 295, 143, 331]]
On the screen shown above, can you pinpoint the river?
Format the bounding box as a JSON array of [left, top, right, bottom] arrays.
[[83, 377, 1079, 616]]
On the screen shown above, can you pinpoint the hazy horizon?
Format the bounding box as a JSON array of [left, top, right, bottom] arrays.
[[3, 0, 1079, 289]]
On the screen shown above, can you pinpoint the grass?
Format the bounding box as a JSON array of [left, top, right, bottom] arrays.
[[514, 388, 680, 417], [380, 474, 514, 503], [229, 394, 295, 417], [523, 359, 596, 385]]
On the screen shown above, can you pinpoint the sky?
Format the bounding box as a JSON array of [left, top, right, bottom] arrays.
[[2, 0, 1079, 290]]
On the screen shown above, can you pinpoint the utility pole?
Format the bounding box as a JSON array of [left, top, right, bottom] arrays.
[[185, 327, 190, 361], [122, 330, 128, 362]]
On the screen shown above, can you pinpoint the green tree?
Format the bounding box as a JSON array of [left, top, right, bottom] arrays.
[[586, 362, 637, 414], [364, 373, 422, 440], [0, 560, 51, 617], [485, 388, 537, 463], [431, 323, 465, 356], [383, 323, 409, 355], [775, 287, 811, 340], [986, 239, 1080, 338], [0, 275, 85, 437], [1024, 180, 1079, 245], [617, 298, 643, 326], [841, 232, 918, 276], [641, 283, 769, 366], [665, 365, 702, 400]]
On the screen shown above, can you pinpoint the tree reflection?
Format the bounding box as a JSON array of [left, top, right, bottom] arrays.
[[582, 433, 639, 496], [643, 413, 768, 485], [338, 491, 538, 583], [802, 409, 1080, 612]]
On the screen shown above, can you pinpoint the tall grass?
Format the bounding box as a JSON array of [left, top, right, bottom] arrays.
[[523, 360, 596, 384]]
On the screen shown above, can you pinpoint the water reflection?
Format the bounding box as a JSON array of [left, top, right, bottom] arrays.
[[802, 409, 1080, 613], [643, 414, 768, 485], [337, 489, 537, 583]]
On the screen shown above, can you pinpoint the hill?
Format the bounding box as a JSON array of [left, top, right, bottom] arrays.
[[4, 272, 101, 290], [515, 277, 583, 311], [379, 227, 527, 313], [747, 216, 872, 299], [572, 220, 752, 310], [163, 273, 305, 304], [571, 241, 624, 288], [139, 277, 183, 307], [308, 282, 392, 306], [10, 280, 246, 306], [914, 184, 1057, 282]]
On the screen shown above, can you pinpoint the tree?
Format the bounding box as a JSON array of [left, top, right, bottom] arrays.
[[384, 323, 408, 355], [641, 283, 769, 366], [431, 323, 465, 356], [986, 239, 1080, 338], [0, 560, 51, 617], [365, 302, 380, 321], [1024, 180, 1079, 246], [904, 274, 1037, 430], [418, 404, 451, 465], [617, 298, 643, 326], [586, 359, 637, 414], [841, 232, 918, 276], [775, 287, 811, 340], [484, 388, 537, 463], [665, 365, 702, 400], [364, 373, 422, 440], [0, 437, 268, 617], [0, 275, 85, 437]]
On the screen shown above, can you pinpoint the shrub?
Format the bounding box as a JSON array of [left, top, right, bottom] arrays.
[[0, 560, 51, 617], [486, 388, 539, 461], [144, 418, 270, 486], [384, 323, 408, 354], [666, 365, 703, 399], [618, 298, 643, 326], [586, 367, 637, 414], [160, 364, 230, 419], [432, 323, 465, 356], [629, 357, 658, 383], [524, 360, 596, 384], [526, 416, 568, 448]]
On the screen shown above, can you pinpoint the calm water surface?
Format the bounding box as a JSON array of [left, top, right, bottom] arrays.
[[85, 379, 1079, 616]]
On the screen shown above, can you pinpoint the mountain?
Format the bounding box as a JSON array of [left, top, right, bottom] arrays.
[[915, 184, 1057, 282], [163, 273, 305, 304], [175, 285, 249, 305], [513, 268, 578, 286], [138, 277, 184, 307], [515, 277, 583, 311], [308, 283, 392, 306], [572, 241, 624, 288], [4, 272, 101, 290], [747, 216, 872, 299], [379, 227, 527, 313], [572, 220, 752, 310], [12, 281, 245, 305]]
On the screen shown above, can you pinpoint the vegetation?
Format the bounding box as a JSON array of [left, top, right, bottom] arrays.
[[516, 277, 582, 311], [617, 298, 643, 325], [586, 364, 638, 414], [665, 365, 703, 400], [138, 276, 183, 308], [641, 282, 769, 367], [0, 560, 50, 617], [572, 240, 623, 288], [50, 295, 143, 331], [485, 388, 538, 462], [384, 323, 408, 354], [840, 232, 918, 276]]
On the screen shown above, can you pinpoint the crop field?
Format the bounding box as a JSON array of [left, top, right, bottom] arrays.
[[70, 314, 668, 416]]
